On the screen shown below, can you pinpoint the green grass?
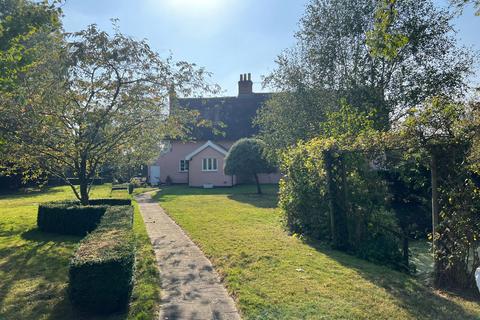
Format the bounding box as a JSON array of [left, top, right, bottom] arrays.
[[0, 185, 160, 320], [154, 185, 480, 320]]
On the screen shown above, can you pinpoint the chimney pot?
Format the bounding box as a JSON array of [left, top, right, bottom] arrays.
[[238, 72, 253, 95]]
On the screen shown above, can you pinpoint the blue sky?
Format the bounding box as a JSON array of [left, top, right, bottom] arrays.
[[61, 0, 480, 96]]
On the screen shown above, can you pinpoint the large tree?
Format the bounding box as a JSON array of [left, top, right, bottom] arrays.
[[10, 24, 212, 204], [0, 0, 63, 183], [256, 0, 473, 156], [0, 0, 62, 90]]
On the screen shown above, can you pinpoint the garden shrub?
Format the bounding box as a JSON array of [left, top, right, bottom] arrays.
[[88, 198, 132, 206], [37, 199, 131, 235], [128, 183, 134, 194], [280, 138, 407, 270], [434, 143, 480, 290], [38, 203, 107, 235], [69, 205, 135, 314], [279, 141, 330, 239]]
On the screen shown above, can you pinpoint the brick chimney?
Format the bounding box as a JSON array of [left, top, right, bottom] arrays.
[[238, 73, 253, 95]]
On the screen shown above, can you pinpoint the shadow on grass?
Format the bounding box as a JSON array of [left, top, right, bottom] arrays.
[[0, 231, 77, 317], [151, 184, 279, 209], [21, 228, 81, 243], [305, 239, 480, 320], [227, 193, 277, 209], [0, 228, 130, 320]]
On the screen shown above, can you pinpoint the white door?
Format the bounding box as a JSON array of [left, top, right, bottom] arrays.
[[150, 166, 161, 185]]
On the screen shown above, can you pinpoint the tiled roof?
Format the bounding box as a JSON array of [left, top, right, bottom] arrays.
[[177, 93, 272, 140]]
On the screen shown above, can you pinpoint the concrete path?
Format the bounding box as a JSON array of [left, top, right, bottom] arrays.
[[136, 192, 241, 320]]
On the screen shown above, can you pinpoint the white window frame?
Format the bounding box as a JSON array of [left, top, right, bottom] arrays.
[[202, 158, 218, 172], [179, 160, 189, 172]]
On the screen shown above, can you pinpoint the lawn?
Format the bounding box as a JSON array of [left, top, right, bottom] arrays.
[[154, 185, 480, 320], [0, 185, 160, 320]]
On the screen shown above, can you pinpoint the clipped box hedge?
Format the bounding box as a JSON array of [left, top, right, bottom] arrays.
[[88, 198, 132, 206], [38, 204, 107, 236], [37, 199, 132, 236], [69, 205, 135, 314]]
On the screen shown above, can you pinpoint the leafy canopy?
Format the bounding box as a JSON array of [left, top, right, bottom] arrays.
[[256, 0, 473, 157], [224, 138, 275, 177], [9, 23, 213, 203]]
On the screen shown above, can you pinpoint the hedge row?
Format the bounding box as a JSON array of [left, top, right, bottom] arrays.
[[69, 205, 135, 314], [37, 199, 132, 236]]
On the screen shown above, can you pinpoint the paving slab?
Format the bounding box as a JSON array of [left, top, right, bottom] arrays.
[[136, 192, 241, 320]]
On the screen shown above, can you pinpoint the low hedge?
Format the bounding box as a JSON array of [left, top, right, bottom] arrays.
[[88, 198, 132, 206], [37, 199, 132, 236], [69, 205, 135, 314], [38, 204, 107, 236]]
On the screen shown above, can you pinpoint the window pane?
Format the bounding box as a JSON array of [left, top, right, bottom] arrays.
[[185, 160, 189, 171], [208, 158, 212, 170], [203, 159, 207, 170], [213, 158, 217, 170]]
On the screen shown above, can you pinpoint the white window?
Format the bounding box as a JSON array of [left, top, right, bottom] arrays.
[[179, 160, 189, 172], [202, 158, 218, 171]]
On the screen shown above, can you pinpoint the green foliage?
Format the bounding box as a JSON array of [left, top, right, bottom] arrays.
[[280, 137, 407, 270], [37, 203, 106, 235], [87, 198, 132, 206], [257, 0, 472, 157], [366, 0, 409, 60], [0, 0, 62, 89], [0, 0, 63, 181], [69, 205, 135, 314], [435, 144, 480, 290], [382, 158, 431, 238], [397, 96, 480, 290], [37, 198, 131, 235], [128, 183, 134, 195], [225, 138, 275, 193], [4, 21, 214, 204], [225, 139, 275, 177], [254, 89, 334, 160], [279, 140, 330, 239]]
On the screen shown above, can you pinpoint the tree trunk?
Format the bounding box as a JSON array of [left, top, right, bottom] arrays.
[[338, 153, 349, 248], [254, 173, 262, 194], [79, 156, 90, 205], [431, 152, 440, 286], [325, 151, 337, 246], [324, 150, 349, 251], [79, 180, 89, 205]]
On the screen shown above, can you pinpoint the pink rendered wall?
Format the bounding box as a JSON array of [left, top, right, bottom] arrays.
[[151, 141, 234, 184], [149, 140, 280, 186], [188, 147, 236, 187], [153, 141, 198, 184]]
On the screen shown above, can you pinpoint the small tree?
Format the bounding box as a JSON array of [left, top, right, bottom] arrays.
[[224, 138, 275, 194], [10, 23, 212, 204]]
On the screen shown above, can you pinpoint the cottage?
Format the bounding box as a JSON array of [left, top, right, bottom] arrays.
[[148, 73, 281, 187]]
